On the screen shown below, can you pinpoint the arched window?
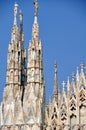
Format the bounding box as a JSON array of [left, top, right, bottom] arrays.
[[70, 101, 76, 111], [61, 110, 67, 121], [70, 115, 76, 127], [79, 90, 85, 102], [79, 105, 86, 124], [54, 107, 56, 112], [31, 48, 35, 60]]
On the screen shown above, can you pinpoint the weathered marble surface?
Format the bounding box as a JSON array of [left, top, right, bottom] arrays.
[[0, 1, 86, 130]]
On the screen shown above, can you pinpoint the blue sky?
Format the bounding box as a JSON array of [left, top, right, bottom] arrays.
[[0, 0, 86, 102]]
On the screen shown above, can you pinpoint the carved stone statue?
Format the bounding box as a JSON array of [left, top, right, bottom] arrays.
[[33, 0, 38, 16]]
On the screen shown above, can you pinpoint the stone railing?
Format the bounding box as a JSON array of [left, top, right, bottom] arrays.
[[45, 124, 86, 130], [0, 124, 86, 130]]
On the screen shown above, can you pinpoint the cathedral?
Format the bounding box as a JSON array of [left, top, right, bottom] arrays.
[[0, 1, 86, 130]]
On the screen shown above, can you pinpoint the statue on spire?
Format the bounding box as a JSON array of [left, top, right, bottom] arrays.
[[33, 0, 38, 16], [62, 81, 65, 92], [53, 62, 58, 100], [80, 63, 84, 73], [14, 2, 18, 25], [54, 61, 57, 74]]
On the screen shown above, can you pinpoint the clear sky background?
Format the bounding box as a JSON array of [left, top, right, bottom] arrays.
[[0, 0, 86, 102]]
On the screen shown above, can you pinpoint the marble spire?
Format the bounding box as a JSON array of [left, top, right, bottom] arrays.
[[53, 62, 58, 98], [14, 2, 18, 25]]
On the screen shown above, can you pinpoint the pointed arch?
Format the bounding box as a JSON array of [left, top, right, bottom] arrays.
[[78, 73, 86, 90], [79, 89, 85, 104], [69, 99, 76, 112], [70, 93, 76, 100], [61, 103, 67, 110], [70, 114, 77, 127], [68, 82, 77, 97], [51, 119, 57, 129], [60, 110, 67, 121], [51, 111, 58, 120], [61, 93, 67, 104], [80, 84, 85, 90], [77, 74, 86, 90], [60, 104, 67, 124]]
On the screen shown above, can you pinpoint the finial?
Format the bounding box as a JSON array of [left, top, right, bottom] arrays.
[[14, 2, 18, 25], [53, 61, 58, 97], [33, 0, 38, 16], [62, 81, 65, 92], [80, 63, 84, 73], [76, 67, 79, 82], [72, 72, 75, 81], [54, 61, 57, 74], [67, 76, 70, 91]]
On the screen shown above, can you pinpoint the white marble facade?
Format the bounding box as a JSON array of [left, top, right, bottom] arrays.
[[0, 1, 86, 130]]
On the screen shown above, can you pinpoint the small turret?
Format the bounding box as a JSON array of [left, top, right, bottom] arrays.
[[72, 72, 75, 82], [32, 0, 39, 40], [11, 3, 19, 43], [80, 63, 84, 74]]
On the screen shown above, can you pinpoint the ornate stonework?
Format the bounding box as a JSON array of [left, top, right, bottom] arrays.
[[0, 1, 86, 130], [45, 63, 86, 130]]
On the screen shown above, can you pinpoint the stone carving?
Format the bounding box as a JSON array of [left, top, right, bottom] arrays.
[[0, 1, 86, 130]]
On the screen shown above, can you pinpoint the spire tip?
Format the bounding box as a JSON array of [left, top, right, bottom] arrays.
[[62, 81, 65, 92], [72, 72, 75, 81], [33, 0, 38, 16], [53, 61, 58, 98], [14, 2, 18, 25], [54, 61, 57, 74], [19, 9, 23, 23], [80, 63, 84, 73]]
